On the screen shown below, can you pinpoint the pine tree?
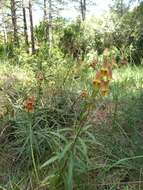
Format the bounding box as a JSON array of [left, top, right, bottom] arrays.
[[10, 0, 19, 46], [29, 0, 35, 54], [22, 0, 29, 53]]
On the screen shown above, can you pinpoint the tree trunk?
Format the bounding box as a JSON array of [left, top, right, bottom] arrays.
[[44, 0, 48, 42], [1, 8, 8, 44], [22, 0, 29, 53], [1, 8, 8, 57], [48, 0, 52, 47], [80, 0, 86, 21], [83, 0, 86, 20], [44, 0, 47, 21], [29, 0, 35, 54], [10, 0, 19, 46], [3, 21, 8, 45]]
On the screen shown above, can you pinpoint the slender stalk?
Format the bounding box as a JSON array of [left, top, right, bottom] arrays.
[[29, 113, 39, 184]]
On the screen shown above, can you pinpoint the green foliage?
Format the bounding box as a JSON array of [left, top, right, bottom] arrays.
[[1, 54, 143, 189], [108, 2, 143, 64], [59, 19, 90, 60], [1, 1, 143, 190], [35, 21, 46, 43]]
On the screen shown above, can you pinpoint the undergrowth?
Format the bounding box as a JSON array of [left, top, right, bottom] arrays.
[[0, 60, 143, 190]]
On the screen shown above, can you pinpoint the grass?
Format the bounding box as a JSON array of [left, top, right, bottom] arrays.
[[0, 61, 143, 189], [87, 65, 143, 190]]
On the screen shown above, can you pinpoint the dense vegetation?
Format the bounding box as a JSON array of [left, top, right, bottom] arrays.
[[0, 0, 143, 189]]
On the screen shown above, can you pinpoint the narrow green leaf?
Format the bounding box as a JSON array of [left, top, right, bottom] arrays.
[[0, 186, 7, 190], [59, 142, 72, 160], [41, 173, 56, 185], [78, 137, 88, 159], [66, 155, 74, 190], [41, 155, 59, 169]]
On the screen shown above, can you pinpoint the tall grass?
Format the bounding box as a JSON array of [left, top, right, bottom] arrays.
[[0, 62, 143, 190]]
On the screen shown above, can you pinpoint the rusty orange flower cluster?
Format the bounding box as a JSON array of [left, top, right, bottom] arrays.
[[93, 60, 112, 97], [23, 96, 35, 112]]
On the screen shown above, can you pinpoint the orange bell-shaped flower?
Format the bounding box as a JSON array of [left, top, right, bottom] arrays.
[[100, 80, 109, 97], [23, 96, 35, 112]]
